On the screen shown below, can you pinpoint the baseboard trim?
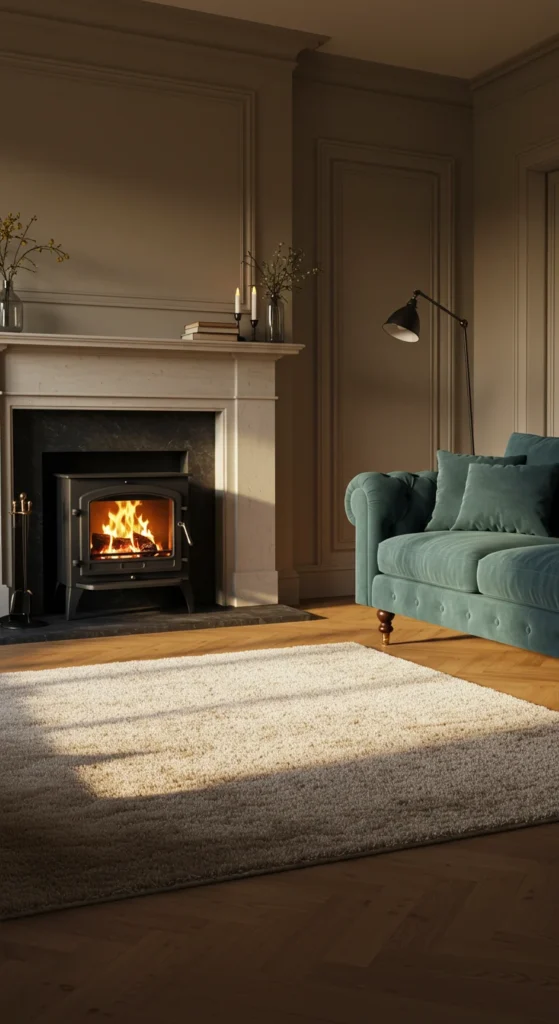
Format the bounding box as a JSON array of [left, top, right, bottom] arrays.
[[298, 568, 354, 600], [278, 569, 300, 607]]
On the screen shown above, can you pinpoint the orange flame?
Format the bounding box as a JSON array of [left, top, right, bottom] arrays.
[[98, 500, 162, 556]]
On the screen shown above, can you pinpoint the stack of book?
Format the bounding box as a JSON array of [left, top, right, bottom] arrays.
[[181, 321, 238, 342]]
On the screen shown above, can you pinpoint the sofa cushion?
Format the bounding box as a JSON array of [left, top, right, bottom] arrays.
[[504, 432, 559, 536], [377, 531, 559, 593], [451, 463, 559, 536], [425, 449, 526, 532], [477, 543, 559, 613], [505, 431, 559, 465]]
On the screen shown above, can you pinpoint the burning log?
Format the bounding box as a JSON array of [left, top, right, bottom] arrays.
[[133, 532, 158, 554], [90, 531, 158, 556], [91, 531, 110, 553], [91, 532, 132, 554]]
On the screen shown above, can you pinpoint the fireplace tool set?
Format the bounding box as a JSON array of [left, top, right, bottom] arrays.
[[0, 492, 46, 629]]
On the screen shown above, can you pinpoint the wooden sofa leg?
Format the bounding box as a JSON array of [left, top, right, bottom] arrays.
[[377, 609, 395, 645]]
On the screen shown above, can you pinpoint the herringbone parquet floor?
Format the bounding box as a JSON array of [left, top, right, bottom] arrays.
[[1, 601, 559, 1023]]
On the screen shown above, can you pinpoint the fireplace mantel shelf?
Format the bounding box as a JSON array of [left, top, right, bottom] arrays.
[[0, 332, 303, 358]]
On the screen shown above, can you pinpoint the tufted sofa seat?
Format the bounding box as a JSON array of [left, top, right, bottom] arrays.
[[477, 544, 559, 613], [377, 531, 559, 594]]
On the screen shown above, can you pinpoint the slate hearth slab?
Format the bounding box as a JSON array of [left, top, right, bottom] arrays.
[[0, 605, 315, 646]]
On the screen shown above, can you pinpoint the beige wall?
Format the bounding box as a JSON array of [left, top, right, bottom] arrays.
[[473, 47, 559, 455], [2, 1, 474, 603], [0, 0, 309, 340], [293, 54, 473, 598], [0, 0, 322, 603]]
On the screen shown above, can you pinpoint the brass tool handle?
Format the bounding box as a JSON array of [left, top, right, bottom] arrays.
[[10, 492, 32, 516]]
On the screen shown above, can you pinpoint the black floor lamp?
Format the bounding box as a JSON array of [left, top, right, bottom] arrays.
[[382, 288, 475, 455]]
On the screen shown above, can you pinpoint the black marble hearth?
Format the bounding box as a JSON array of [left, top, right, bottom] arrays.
[[12, 409, 215, 616], [0, 604, 315, 645]]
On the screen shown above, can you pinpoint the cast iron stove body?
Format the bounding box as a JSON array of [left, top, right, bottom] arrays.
[[55, 472, 193, 619]]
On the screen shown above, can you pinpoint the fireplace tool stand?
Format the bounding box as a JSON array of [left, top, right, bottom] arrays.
[[0, 492, 46, 629]]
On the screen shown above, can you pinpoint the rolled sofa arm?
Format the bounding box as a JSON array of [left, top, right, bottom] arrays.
[[345, 471, 437, 606]]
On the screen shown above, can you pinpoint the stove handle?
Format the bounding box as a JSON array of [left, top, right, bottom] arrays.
[[177, 520, 194, 547]]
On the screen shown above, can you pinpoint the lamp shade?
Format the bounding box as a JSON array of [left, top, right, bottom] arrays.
[[383, 298, 420, 343]]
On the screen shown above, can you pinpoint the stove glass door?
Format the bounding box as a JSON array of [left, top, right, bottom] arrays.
[[89, 496, 174, 561]]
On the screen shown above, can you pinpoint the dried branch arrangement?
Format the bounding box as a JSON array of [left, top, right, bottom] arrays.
[[0, 213, 69, 282], [243, 243, 320, 301]]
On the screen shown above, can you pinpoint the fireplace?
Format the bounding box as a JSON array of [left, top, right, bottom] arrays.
[[0, 333, 302, 623], [55, 471, 193, 620]]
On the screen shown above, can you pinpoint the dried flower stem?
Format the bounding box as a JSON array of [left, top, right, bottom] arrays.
[[243, 243, 320, 302], [0, 212, 69, 283]]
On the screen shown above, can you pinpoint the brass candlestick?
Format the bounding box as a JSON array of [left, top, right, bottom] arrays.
[[0, 492, 46, 629]]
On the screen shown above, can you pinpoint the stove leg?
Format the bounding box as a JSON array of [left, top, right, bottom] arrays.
[[179, 580, 195, 614], [65, 586, 81, 621]]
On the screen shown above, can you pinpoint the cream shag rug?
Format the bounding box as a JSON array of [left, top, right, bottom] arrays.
[[2, 642, 559, 919]]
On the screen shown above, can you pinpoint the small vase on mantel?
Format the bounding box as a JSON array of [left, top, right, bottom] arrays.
[[266, 295, 285, 343], [0, 278, 24, 333]]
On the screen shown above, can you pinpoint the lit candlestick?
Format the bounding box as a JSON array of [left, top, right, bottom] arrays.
[[251, 286, 257, 320], [234, 287, 241, 315]]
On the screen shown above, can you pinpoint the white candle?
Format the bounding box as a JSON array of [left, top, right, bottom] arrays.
[[251, 285, 257, 320], [234, 287, 241, 315]]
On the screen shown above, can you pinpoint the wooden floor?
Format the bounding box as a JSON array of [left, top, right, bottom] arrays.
[[2, 601, 559, 1023]]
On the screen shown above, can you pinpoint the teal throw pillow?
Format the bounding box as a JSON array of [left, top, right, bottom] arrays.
[[451, 462, 559, 536], [425, 450, 526, 532], [504, 432, 559, 536], [504, 431, 559, 464]]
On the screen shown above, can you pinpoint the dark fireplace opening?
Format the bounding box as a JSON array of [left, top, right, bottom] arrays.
[[13, 410, 216, 617]]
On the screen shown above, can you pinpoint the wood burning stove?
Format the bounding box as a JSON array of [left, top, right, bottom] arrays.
[[55, 472, 193, 619]]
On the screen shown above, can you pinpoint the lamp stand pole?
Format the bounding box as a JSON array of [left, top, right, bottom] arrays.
[[413, 289, 475, 456]]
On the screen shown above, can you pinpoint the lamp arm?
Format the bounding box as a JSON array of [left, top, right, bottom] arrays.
[[412, 289, 474, 454], [462, 323, 475, 455], [413, 289, 468, 328]]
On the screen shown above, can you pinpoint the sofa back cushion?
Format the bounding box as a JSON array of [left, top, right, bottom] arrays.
[[505, 433, 559, 535], [505, 432, 559, 464], [425, 450, 526, 532]]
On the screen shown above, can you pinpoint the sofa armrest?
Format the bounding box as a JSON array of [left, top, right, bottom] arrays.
[[345, 471, 437, 606]]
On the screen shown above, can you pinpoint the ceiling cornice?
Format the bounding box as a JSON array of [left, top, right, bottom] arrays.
[[0, 0, 327, 63], [296, 50, 472, 108], [471, 32, 559, 108]]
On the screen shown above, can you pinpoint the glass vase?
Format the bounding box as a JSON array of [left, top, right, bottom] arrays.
[[266, 296, 285, 343], [0, 278, 24, 333]]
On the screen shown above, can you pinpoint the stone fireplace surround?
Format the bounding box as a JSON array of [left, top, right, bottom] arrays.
[[0, 333, 303, 618]]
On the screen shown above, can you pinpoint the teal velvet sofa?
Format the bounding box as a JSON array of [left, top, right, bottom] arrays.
[[344, 432, 559, 658]]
